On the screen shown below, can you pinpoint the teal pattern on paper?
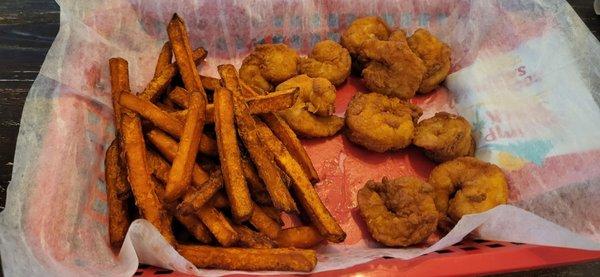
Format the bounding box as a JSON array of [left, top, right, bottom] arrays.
[[419, 13, 430, 26], [472, 109, 486, 136], [483, 139, 553, 165]]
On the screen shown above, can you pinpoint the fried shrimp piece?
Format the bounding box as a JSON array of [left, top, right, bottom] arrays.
[[340, 16, 391, 57], [429, 157, 509, 222], [413, 112, 475, 162], [388, 30, 409, 44], [357, 177, 438, 247], [278, 75, 335, 116], [341, 16, 391, 73], [239, 44, 299, 92], [345, 92, 422, 152], [359, 39, 427, 99], [276, 75, 344, 137], [299, 40, 351, 86], [407, 29, 451, 93], [279, 107, 344, 138]]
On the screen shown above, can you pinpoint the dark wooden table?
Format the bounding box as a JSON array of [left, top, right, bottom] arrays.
[[0, 0, 598, 276]]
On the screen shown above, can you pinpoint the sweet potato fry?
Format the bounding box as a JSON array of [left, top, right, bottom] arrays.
[[104, 139, 130, 250], [152, 173, 212, 244], [245, 88, 298, 113], [254, 121, 346, 242], [167, 86, 216, 123], [169, 110, 188, 123], [178, 169, 223, 215], [249, 205, 282, 240], [214, 86, 253, 221], [147, 148, 223, 215], [121, 103, 174, 243], [169, 76, 219, 95], [170, 86, 298, 113], [170, 88, 297, 126], [165, 89, 206, 201], [155, 102, 177, 113], [146, 150, 171, 183], [211, 191, 229, 208], [108, 57, 131, 197], [240, 159, 271, 205], [235, 115, 297, 213], [233, 225, 276, 249], [167, 87, 190, 108], [177, 245, 317, 272], [146, 157, 213, 244], [260, 206, 283, 225], [138, 48, 207, 102], [146, 149, 219, 215], [240, 81, 268, 97], [240, 81, 319, 183], [146, 129, 209, 186], [121, 92, 182, 135], [154, 42, 173, 78], [147, 148, 209, 193], [149, 176, 175, 234], [168, 13, 205, 94], [219, 64, 297, 213], [197, 205, 239, 247], [260, 113, 320, 183], [108, 58, 129, 135], [162, 97, 177, 110], [152, 42, 173, 106], [174, 211, 213, 244], [200, 75, 221, 91], [119, 93, 217, 156], [275, 226, 324, 249], [155, 153, 258, 205]]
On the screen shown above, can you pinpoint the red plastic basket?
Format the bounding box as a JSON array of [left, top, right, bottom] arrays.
[[133, 240, 600, 276]]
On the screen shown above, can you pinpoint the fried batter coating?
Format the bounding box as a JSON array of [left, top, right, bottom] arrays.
[[299, 40, 351, 86], [276, 75, 343, 137], [413, 112, 475, 162], [240, 44, 299, 92], [407, 29, 451, 94], [279, 107, 344, 138], [340, 16, 391, 56], [359, 39, 427, 99], [341, 16, 391, 73], [277, 74, 335, 116], [345, 92, 422, 152], [429, 157, 509, 222], [357, 176, 438, 247], [388, 30, 409, 44]]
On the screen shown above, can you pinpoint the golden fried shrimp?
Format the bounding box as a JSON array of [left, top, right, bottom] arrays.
[[341, 16, 391, 73], [240, 44, 299, 92], [359, 39, 426, 99], [340, 16, 391, 57], [413, 112, 475, 162], [388, 30, 409, 44], [407, 29, 451, 94], [278, 75, 336, 116], [276, 75, 343, 137], [429, 157, 509, 222], [345, 92, 422, 152], [357, 177, 438, 247], [279, 106, 344, 138], [299, 40, 351, 86]]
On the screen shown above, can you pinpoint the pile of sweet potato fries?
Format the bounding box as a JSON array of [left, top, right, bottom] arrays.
[[104, 14, 345, 272]]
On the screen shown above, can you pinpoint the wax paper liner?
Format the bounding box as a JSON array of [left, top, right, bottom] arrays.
[[2, 0, 600, 276]]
